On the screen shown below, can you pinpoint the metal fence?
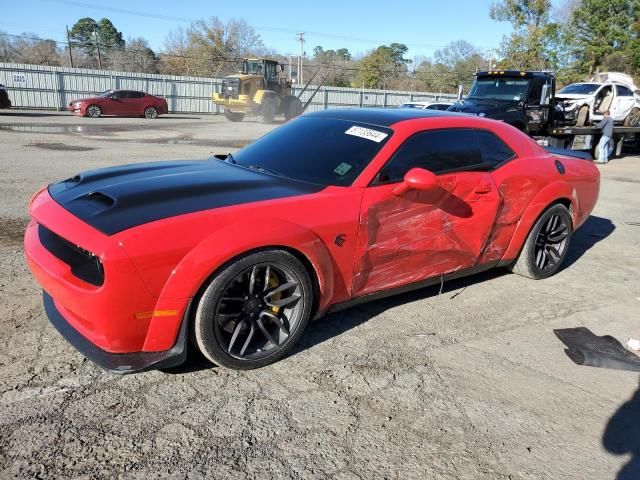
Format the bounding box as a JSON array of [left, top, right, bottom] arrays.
[[0, 62, 457, 114]]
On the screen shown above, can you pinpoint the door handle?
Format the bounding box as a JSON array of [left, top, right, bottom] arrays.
[[474, 183, 493, 194]]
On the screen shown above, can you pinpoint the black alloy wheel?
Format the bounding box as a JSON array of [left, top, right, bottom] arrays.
[[533, 212, 571, 273], [194, 250, 313, 369], [511, 203, 573, 279]]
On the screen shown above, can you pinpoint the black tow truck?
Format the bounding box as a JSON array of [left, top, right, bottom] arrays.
[[448, 70, 640, 159]]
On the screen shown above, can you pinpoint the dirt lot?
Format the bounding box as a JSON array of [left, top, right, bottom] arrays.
[[1, 111, 640, 480]]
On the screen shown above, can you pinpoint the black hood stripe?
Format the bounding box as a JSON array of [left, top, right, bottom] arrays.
[[48, 159, 324, 235]]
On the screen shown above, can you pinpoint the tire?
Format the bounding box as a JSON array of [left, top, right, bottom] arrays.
[[576, 106, 589, 127], [624, 107, 640, 127], [224, 110, 245, 122], [283, 96, 303, 120], [259, 97, 276, 124], [87, 105, 102, 118], [510, 203, 573, 280], [144, 106, 158, 119], [194, 249, 313, 370]]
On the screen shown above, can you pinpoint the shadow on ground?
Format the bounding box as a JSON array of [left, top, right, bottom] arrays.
[[603, 380, 640, 480], [564, 215, 615, 269], [293, 268, 508, 356], [165, 214, 613, 374]]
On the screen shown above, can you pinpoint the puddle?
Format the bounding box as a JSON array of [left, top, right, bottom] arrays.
[[29, 142, 94, 151], [0, 123, 154, 135], [0, 217, 28, 247], [139, 136, 251, 148]]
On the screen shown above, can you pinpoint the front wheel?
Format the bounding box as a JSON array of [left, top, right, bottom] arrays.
[[224, 110, 245, 122], [144, 106, 159, 119], [510, 204, 573, 280], [86, 105, 102, 118], [194, 250, 313, 370], [259, 98, 276, 124]]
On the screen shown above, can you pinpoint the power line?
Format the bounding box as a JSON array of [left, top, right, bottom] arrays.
[[36, 0, 495, 50], [0, 32, 478, 82]]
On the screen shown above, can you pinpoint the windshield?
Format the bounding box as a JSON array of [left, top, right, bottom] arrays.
[[230, 117, 392, 186], [468, 77, 530, 101], [98, 90, 115, 98], [243, 60, 264, 75], [558, 83, 599, 95]]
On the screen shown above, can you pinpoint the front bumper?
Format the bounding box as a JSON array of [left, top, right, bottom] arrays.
[[66, 105, 82, 114], [212, 93, 255, 113], [25, 189, 191, 371], [44, 291, 188, 373]]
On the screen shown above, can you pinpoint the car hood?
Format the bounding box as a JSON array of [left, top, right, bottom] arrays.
[[448, 97, 520, 117], [69, 96, 103, 105], [48, 159, 323, 235], [555, 93, 591, 101]]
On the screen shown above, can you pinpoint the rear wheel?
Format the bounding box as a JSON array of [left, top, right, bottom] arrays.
[[194, 250, 313, 370], [87, 105, 102, 118], [224, 110, 245, 122], [510, 204, 573, 279], [283, 96, 303, 120], [259, 98, 276, 124], [576, 106, 589, 126], [144, 106, 158, 119], [624, 107, 640, 127]]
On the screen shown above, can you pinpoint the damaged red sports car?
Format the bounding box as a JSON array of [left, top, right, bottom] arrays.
[[24, 109, 600, 372]]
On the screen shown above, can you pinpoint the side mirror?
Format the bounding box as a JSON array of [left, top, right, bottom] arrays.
[[541, 84, 551, 106], [392, 168, 438, 196]]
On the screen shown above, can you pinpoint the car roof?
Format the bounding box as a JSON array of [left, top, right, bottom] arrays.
[[305, 108, 464, 127]]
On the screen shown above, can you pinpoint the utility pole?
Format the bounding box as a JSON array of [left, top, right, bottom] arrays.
[[66, 25, 74, 68], [288, 55, 292, 81], [93, 25, 102, 70], [296, 32, 305, 85]]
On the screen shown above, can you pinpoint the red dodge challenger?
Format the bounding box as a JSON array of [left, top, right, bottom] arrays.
[[24, 109, 600, 372], [66, 89, 168, 118]]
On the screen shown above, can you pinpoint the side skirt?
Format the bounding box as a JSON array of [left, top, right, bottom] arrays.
[[327, 261, 507, 314]]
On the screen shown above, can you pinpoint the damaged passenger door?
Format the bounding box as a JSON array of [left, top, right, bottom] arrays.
[[352, 128, 502, 297]]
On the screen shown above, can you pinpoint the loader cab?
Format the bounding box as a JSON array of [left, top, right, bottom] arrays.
[[242, 59, 284, 94]]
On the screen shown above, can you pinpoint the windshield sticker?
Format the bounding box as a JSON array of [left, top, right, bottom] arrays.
[[334, 162, 353, 176], [345, 126, 388, 143]]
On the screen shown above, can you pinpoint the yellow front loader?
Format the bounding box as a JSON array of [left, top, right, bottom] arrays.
[[212, 58, 303, 124]]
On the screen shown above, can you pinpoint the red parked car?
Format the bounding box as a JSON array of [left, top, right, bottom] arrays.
[[24, 109, 600, 373], [66, 90, 168, 118]]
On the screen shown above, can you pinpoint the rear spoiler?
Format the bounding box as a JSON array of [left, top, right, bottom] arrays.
[[545, 146, 593, 161]]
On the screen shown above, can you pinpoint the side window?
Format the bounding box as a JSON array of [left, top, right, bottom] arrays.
[[476, 130, 516, 168], [376, 129, 484, 183], [616, 85, 632, 97], [129, 91, 144, 98], [112, 91, 125, 99], [527, 78, 545, 105]]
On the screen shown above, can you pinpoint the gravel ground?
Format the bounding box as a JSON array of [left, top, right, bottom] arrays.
[[1, 111, 639, 479]]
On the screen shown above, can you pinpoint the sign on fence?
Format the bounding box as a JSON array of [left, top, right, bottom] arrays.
[[12, 73, 26, 85]]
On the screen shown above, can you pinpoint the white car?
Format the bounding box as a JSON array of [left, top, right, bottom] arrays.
[[397, 101, 452, 111], [556, 73, 640, 127]]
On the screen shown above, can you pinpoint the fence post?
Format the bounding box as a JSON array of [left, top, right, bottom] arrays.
[[323, 89, 329, 110], [383, 91, 388, 108], [359, 91, 363, 107], [56, 71, 65, 111], [409, 93, 414, 102]]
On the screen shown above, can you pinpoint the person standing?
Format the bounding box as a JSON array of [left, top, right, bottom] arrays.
[[596, 110, 614, 164]]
